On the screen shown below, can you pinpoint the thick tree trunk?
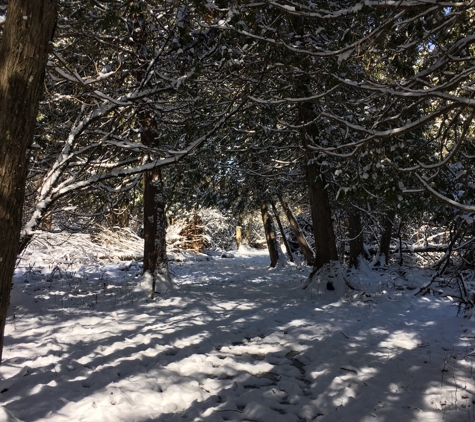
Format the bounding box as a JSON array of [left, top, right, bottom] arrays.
[[379, 209, 396, 265], [304, 153, 338, 268], [271, 202, 294, 263], [261, 203, 279, 267], [141, 119, 171, 297], [348, 211, 365, 268], [298, 100, 338, 269], [0, 0, 57, 364], [278, 193, 315, 265]]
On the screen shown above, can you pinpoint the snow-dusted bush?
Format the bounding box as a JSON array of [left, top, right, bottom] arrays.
[[91, 226, 143, 260], [201, 208, 239, 250], [168, 208, 236, 252]]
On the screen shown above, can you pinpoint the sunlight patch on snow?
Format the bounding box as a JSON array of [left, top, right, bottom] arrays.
[[314, 375, 358, 408], [388, 382, 402, 394], [221, 343, 283, 356], [0, 407, 23, 422], [418, 297, 447, 310], [173, 332, 210, 349], [423, 384, 467, 415], [214, 301, 241, 311], [369, 327, 390, 335], [284, 318, 310, 327], [378, 330, 419, 350], [358, 366, 379, 380], [310, 367, 329, 380], [235, 303, 256, 310]]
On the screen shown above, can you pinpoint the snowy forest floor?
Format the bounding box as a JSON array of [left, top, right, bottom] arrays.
[[2, 234, 475, 422]]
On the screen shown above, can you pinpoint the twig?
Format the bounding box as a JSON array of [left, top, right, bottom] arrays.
[[340, 366, 357, 374]]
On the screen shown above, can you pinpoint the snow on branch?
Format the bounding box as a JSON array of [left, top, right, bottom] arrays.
[[303, 105, 455, 158], [249, 85, 340, 105], [415, 173, 475, 213], [22, 92, 250, 240], [400, 113, 474, 173]]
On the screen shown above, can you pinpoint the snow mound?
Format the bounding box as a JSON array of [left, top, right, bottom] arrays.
[[303, 261, 347, 303]]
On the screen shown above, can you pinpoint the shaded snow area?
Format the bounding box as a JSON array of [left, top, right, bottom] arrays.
[[2, 241, 475, 421]]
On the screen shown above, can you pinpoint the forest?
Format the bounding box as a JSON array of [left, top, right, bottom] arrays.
[[1, 1, 475, 421]]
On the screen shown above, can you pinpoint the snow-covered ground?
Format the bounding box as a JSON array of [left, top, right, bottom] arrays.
[[1, 235, 475, 421]]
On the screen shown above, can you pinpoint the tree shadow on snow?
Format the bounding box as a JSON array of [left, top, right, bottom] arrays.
[[2, 255, 474, 422]]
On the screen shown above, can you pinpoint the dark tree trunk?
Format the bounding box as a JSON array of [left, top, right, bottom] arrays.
[[141, 118, 170, 297], [397, 220, 404, 266], [348, 211, 365, 268], [142, 166, 170, 297], [304, 153, 338, 268], [379, 209, 396, 265], [0, 0, 57, 364], [278, 193, 315, 265], [271, 202, 294, 263], [261, 203, 279, 268]]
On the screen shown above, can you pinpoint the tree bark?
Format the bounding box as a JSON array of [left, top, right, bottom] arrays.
[[348, 211, 365, 268], [397, 220, 404, 266], [261, 203, 279, 267], [0, 0, 57, 364], [141, 118, 171, 297], [278, 193, 315, 265], [142, 166, 170, 297], [245, 212, 253, 244], [271, 202, 294, 263], [304, 152, 338, 268], [298, 100, 338, 269], [379, 209, 396, 265]]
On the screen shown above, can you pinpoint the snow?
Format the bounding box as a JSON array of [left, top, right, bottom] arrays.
[[2, 236, 475, 421], [337, 48, 354, 63]]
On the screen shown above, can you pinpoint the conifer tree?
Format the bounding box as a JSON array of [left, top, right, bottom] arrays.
[[0, 0, 57, 364]]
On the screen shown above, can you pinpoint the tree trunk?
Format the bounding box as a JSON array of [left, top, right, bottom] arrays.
[[278, 193, 315, 265], [235, 209, 244, 249], [379, 209, 396, 265], [141, 118, 171, 297], [261, 203, 279, 267], [245, 213, 253, 244], [0, 0, 57, 364], [298, 100, 338, 269], [142, 166, 170, 297], [397, 220, 404, 266], [271, 202, 294, 263], [348, 211, 365, 268], [304, 153, 338, 268]]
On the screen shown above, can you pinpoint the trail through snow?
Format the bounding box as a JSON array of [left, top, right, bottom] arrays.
[[2, 243, 475, 421]]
